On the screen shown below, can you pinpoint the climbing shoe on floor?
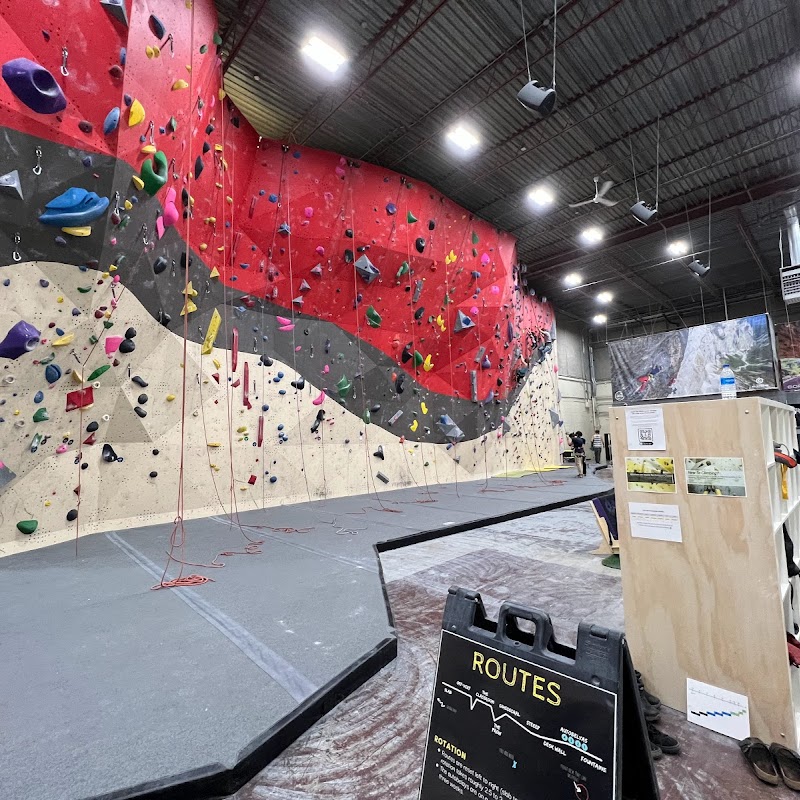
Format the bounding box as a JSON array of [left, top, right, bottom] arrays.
[[770, 743, 800, 790], [739, 738, 779, 786], [647, 724, 680, 755], [650, 740, 663, 761], [636, 671, 662, 708]]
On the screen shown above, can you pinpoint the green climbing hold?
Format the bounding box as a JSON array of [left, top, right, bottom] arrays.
[[140, 150, 168, 196], [366, 305, 382, 328], [89, 335, 99, 345], [103, 321, 114, 329], [168, 116, 177, 132], [77, 286, 92, 293], [199, 44, 208, 54], [396, 260, 409, 278], [407, 211, 418, 223], [118, 215, 130, 229], [32, 407, 49, 423], [16, 520, 38, 535], [39, 353, 55, 365], [471, 231, 479, 244], [362, 408, 371, 424], [413, 350, 424, 367], [88, 364, 110, 381], [213, 31, 222, 46], [336, 375, 352, 398]]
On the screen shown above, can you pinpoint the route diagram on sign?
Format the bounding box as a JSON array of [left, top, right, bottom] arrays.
[[441, 681, 604, 763]]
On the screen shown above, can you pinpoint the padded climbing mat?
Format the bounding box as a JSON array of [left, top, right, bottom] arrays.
[[0, 474, 609, 800]]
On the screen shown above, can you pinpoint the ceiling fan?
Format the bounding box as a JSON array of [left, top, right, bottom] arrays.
[[568, 176, 620, 208]]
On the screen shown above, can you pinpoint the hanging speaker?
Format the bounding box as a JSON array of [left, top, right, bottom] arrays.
[[517, 80, 557, 115], [630, 200, 657, 225], [688, 259, 709, 277]]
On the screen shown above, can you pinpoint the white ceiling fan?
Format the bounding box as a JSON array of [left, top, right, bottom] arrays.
[[568, 176, 620, 208]]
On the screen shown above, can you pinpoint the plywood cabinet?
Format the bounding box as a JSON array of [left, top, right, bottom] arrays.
[[611, 397, 800, 748]]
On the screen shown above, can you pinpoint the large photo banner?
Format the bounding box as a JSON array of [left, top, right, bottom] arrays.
[[776, 321, 800, 391], [609, 314, 778, 403]]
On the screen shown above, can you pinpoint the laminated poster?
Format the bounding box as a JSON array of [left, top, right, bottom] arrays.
[[686, 678, 750, 740], [685, 457, 746, 497], [625, 457, 676, 494], [628, 502, 683, 543], [625, 406, 666, 451]]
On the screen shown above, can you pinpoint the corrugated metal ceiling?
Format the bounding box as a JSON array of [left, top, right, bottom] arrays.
[[215, 0, 800, 328]]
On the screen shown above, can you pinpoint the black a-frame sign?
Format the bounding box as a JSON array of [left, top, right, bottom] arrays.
[[419, 587, 659, 800]]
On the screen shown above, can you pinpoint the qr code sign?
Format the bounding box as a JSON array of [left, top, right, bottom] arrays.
[[638, 427, 654, 445]]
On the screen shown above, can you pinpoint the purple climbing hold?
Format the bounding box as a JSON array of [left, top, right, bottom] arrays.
[[386, 202, 397, 215], [123, 93, 132, 106], [2, 279, 9, 287], [2, 58, 66, 115], [103, 107, 120, 135], [72, 307, 80, 316], [39, 279, 49, 287], [0, 320, 40, 359], [82, 156, 93, 168], [54, 236, 66, 246]]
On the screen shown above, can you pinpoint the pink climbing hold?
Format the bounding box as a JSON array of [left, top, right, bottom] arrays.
[[315, 245, 325, 256], [104, 335, 124, 355], [112, 275, 120, 283], [481, 253, 490, 265], [243, 361, 251, 409], [231, 327, 238, 372], [322, 364, 329, 374], [276, 316, 291, 326], [279, 324, 295, 332], [56, 443, 68, 454], [304, 206, 313, 219], [490, 285, 500, 294], [312, 391, 325, 406], [470, 306, 479, 315], [162, 187, 179, 229], [295, 345, 301, 352]]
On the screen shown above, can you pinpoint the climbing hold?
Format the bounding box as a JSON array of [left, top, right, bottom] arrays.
[[336, 375, 352, 398], [396, 261, 410, 278], [32, 407, 49, 423], [194, 155, 204, 179], [292, 296, 304, 307], [312, 391, 325, 406], [299, 279, 311, 292], [134, 407, 147, 418], [366, 306, 382, 328], [413, 351, 424, 367], [422, 354, 434, 372], [101, 443, 119, 463], [270, 476, 278, 484], [109, 65, 123, 80], [0, 170, 23, 200], [132, 376, 148, 388], [88, 364, 110, 381], [388, 410, 403, 426], [100, 0, 128, 25], [128, 98, 145, 126], [148, 14, 166, 38], [202, 308, 221, 355], [291, 378, 305, 390], [414, 307, 424, 320], [386, 203, 397, 215], [373, 445, 384, 460], [61, 226, 91, 237], [30, 433, 42, 453], [355, 254, 380, 284], [16, 520, 38, 535], [344, 249, 354, 264], [260, 355, 274, 367], [131, 175, 145, 191], [118, 339, 135, 354], [137, 394, 148, 405], [33, 390, 44, 404], [86, 421, 99, 432], [39, 188, 109, 227], [407, 211, 418, 223], [65, 387, 93, 411], [140, 151, 168, 196], [437, 414, 465, 441], [395, 373, 406, 393], [413, 280, 424, 303], [472, 231, 480, 244], [415, 237, 426, 253], [310, 264, 323, 276], [376, 472, 390, 484], [44, 364, 61, 384], [78, 119, 93, 135], [125, 327, 137, 340], [153, 256, 169, 275], [2, 58, 66, 114], [454, 310, 475, 332], [0, 320, 40, 359], [421, 402, 428, 414], [171, 79, 189, 91]]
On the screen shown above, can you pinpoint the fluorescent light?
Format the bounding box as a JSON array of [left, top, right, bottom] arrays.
[[446, 123, 480, 153], [668, 240, 689, 256], [597, 291, 613, 304], [528, 185, 555, 207], [592, 314, 607, 325], [563, 272, 581, 287], [301, 36, 347, 73], [580, 226, 604, 245]]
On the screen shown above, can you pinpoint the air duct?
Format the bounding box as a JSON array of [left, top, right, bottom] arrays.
[[780, 206, 800, 304]]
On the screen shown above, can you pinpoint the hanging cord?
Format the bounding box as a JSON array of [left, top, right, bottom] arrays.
[[654, 115, 661, 211], [551, 0, 558, 90], [629, 135, 639, 203], [519, 0, 532, 83]]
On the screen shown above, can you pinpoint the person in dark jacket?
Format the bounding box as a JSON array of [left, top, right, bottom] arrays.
[[570, 431, 586, 477]]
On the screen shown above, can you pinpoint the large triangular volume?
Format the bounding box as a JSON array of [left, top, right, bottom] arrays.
[[100, 0, 129, 27], [0, 170, 23, 200]]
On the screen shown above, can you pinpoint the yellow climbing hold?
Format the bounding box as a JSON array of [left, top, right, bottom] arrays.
[[171, 79, 189, 90], [204, 216, 216, 224], [183, 281, 198, 297], [140, 144, 157, 154], [236, 426, 248, 434], [56, 296, 64, 303], [209, 267, 220, 279], [421, 402, 428, 414], [71, 369, 84, 383], [423, 354, 434, 372], [44, 500, 51, 507], [207, 442, 221, 448], [124, 200, 133, 210], [214, 144, 223, 153], [145, 46, 155, 58], [410, 419, 419, 432], [131, 175, 145, 190], [445, 249, 457, 265], [201, 308, 221, 355], [128, 99, 145, 127], [212, 358, 221, 369], [218, 88, 226, 100], [181, 298, 197, 316], [62, 226, 91, 237], [102, 272, 110, 279], [52, 332, 74, 346], [215, 182, 223, 189], [435, 314, 446, 332], [199, 243, 208, 252], [166, 394, 176, 401], [13, 409, 19, 416], [226, 196, 233, 204], [217, 245, 225, 252], [109, 264, 117, 272]]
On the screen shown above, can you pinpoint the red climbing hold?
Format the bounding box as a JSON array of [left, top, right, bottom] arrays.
[[231, 327, 238, 372], [66, 387, 94, 412]]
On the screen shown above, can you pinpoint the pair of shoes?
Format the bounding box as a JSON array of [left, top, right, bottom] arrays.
[[636, 672, 661, 722], [648, 723, 680, 756], [636, 670, 662, 708], [740, 738, 800, 789]]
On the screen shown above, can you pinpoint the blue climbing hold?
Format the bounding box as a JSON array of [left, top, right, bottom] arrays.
[[293, 151, 301, 159], [269, 193, 278, 203], [103, 107, 120, 135], [259, 189, 265, 196], [39, 188, 109, 227], [278, 389, 286, 395], [261, 404, 269, 411], [39, 279, 49, 287], [33, 390, 43, 404], [2, 58, 66, 114], [120, 47, 126, 66], [279, 223, 290, 234], [82, 156, 93, 168], [54, 327, 64, 336], [277, 371, 284, 378], [54, 236, 66, 246], [386, 202, 397, 215], [277, 424, 284, 431], [270, 476, 277, 483], [2, 279, 9, 287], [123, 93, 132, 106]]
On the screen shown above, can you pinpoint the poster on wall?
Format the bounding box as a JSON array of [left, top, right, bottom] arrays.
[[609, 314, 778, 402], [685, 457, 746, 497], [686, 678, 750, 740], [629, 502, 683, 542], [625, 406, 666, 451], [776, 321, 800, 390], [625, 457, 676, 493]]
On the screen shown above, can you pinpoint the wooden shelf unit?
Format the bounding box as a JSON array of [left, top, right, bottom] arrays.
[[611, 397, 800, 748]]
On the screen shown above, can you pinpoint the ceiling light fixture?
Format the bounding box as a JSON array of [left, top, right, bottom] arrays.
[[597, 291, 613, 304], [563, 272, 581, 287], [528, 185, 555, 207], [667, 240, 689, 256], [629, 116, 660, 225], [300, 35, 347, 74], [516, 0, 558, 115], [446, 123, 480, 153], [580, 226, 604, 245], [592, 314, 607, 325]]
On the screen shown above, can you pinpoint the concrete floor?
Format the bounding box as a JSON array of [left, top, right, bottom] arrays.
[[233, 503, 796, 800]]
